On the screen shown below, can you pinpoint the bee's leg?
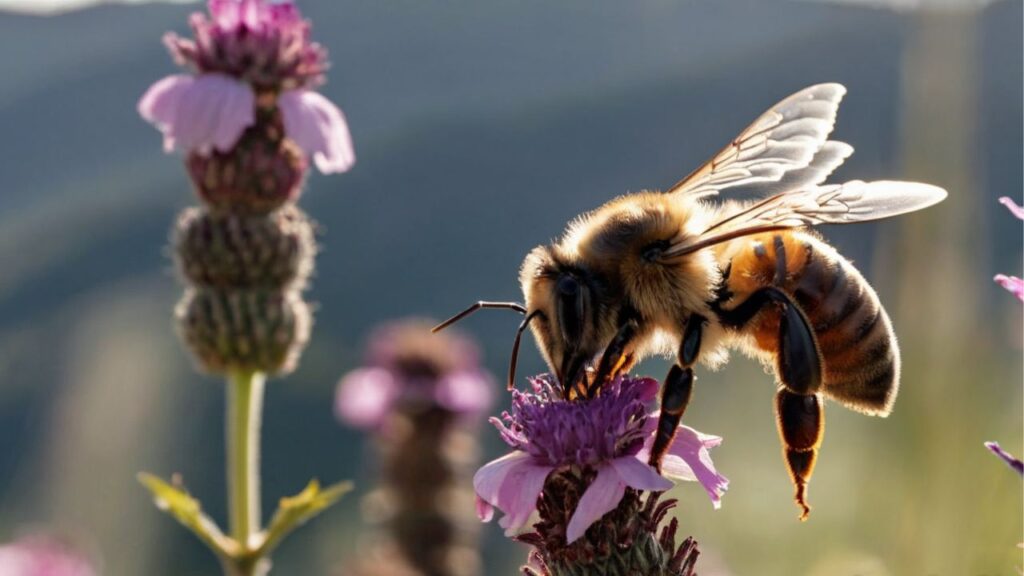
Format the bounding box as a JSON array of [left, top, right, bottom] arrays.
[[649, 315, 706, 471], [713, 286, 822, 394], [714, 286, 824, 519], [776, 387, 824, 521], [588, 318, 640, 397]]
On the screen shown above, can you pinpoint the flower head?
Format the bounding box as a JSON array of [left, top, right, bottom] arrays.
[[0, 536, 95, 576], [995, 197, 1023, 301], [335, 319, 494, 429], [139, 0, 353, 174], [165, 0, 327, 90], [474, 375, 727, 544]]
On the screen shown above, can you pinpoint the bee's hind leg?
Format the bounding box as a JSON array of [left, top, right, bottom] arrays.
[[713, 286, 824, 520], [649, 314, 706, 471], [776, 388, 824, 520]]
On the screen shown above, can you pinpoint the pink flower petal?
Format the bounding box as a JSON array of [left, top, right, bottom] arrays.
[[985, 441, 1024, 475], [999, 196, 1024, 220], [334, 367, 397, 429], [609, 456, 673, 492], [473, 451, 551, 534], [279, 89, 355, 174], [435, 370, 494, 415], [475, 495, 495, 522], [174, 73, 255, 153], [138, 74, 194, 152], [566, 465, 627, 543], [664, 425, 729, 509], [139, 73, 254, 154], [0, 536, 95, 576], [995, 274, 1024, 301]]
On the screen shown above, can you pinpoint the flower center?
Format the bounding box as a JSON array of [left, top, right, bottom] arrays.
[[492, 375, 658, 467]]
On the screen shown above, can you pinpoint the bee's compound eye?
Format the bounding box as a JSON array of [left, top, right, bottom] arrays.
[[557, 275, 580, 297]]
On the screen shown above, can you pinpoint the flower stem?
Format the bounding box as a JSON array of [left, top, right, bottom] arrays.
[[227, 369, 266, 572]]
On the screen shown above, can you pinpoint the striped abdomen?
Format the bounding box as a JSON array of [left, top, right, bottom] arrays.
[[718, 231, 899, 416]]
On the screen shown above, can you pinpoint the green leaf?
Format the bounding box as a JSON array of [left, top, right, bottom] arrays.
[[257, 479, 353, 556], [138, 472, 238, 558]]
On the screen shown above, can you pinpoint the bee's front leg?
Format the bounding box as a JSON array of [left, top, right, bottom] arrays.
[[587, 317, 640, 397], [649, 314, 706, 471]]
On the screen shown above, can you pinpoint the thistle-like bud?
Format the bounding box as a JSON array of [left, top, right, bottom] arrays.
[[521, 473, 699, 576], [174, 204, 315, 291], [177, 288, 311, 376], [186, 104, 309, 215]]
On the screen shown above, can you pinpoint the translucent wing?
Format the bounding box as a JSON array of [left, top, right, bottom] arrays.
[[664, 180, 948, 257], [667, 83, 847, 199]]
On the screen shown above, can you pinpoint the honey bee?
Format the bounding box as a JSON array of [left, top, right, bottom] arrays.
[[435, 84, 946, 519]]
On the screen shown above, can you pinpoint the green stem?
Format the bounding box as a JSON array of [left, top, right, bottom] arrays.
[[227, 370, 266, 570]]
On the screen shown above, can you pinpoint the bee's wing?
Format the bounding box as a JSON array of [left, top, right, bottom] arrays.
[[664, 180, 948, 257], [667, 83, 847, 199]]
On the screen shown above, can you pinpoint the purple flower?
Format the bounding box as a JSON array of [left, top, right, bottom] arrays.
[[334, 319, 494, 429], [0, 536, 95, 576], [474, 375, 727, 544], [995, 197, 1023, 301], [984, 441, 1024, 476], [138, 0, 354, 174]]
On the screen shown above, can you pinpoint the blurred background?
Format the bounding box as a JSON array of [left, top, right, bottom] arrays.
[[0, 0, 1019, 574]]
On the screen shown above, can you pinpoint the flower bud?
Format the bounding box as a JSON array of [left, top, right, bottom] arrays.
[[176, 288, 311, 376], [186, 108, 308, 214], [174, 205, 315, 291]]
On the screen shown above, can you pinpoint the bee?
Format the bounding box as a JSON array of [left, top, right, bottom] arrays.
[[435, 84, 946, 519]]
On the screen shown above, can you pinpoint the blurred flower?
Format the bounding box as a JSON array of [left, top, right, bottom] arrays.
[[984, 441, 1023, 476], [335, 320, 493, 429], [139, 0, 354, 174], [994, 197, 1023, 301], [0, 536, 95, 576], [474, 375, 727, 544], [335, 319, 494, 576]]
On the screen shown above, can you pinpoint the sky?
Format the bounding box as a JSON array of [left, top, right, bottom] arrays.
[[0, 0, 192, 15]]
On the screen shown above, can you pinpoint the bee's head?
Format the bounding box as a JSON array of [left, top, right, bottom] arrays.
[[520, 246, 615, 395]]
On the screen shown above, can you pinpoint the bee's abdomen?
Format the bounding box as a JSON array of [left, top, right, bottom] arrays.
[[723, 232, 899, 416]]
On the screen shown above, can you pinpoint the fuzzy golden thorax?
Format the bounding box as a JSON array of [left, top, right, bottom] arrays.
[[519, 192, 722, 385]]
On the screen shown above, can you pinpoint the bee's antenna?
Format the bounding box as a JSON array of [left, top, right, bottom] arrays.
[[432, 301, 527, 333], [509, 310, 544, 390]]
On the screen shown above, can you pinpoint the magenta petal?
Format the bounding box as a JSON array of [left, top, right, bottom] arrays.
[[174, 73, 255, 153], [474, 451, 551, 535], [985, 441, 1024, 476], [475, 495, 495, 522], [279, 89, 355, 174], [140, 73, 254, 154], [999, 196, 1024, 220], [474, 452, 531, 507], [334, 367, 397, 429], [138, 75, 194, 152], [495, 461, 552, 535], [995, 274, 1024, 301], [566, 465, 627, 543], [435, 370, 494, 416], [664, 425, 729, 509], [610, 456, 672, 491]]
